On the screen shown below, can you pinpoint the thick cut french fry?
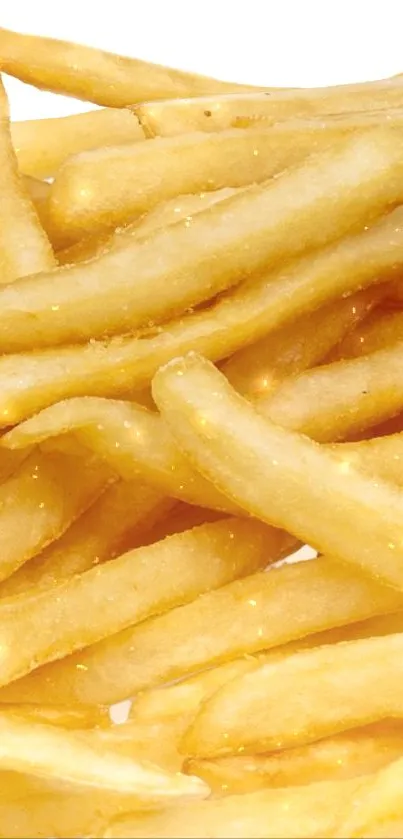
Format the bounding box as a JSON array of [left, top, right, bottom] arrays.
[[4, 554, 399, 706], [0, 80, 55, 281], [0, 518, 278, 687], [261, 340, 403, 441], [184, 633, 403, 758], [223, 287, 380, 397], [101, 777, 361, 838], [330, 307, 403, 361], [0, 481, 171, 598], [49, 119, 390, 241], [186, 721, 403, 793], [152, 353, 403, 588], [12, 108, 144, 179], [0, 204, 402, 427], [0, 710, 207, 801], [0, 446, 110, 584], [0, 27, 259, 106], [0, 129, 402, 351], [134, 88, 403, 137]]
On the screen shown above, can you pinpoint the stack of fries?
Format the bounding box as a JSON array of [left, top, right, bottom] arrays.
[[0, 23, 403, 838]]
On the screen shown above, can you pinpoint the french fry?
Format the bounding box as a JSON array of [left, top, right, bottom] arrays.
[[0, 446, 110, 583], [0, 79, 55, 281], [134, 88, 403, 137], [0, 709, 208, 801], [91, 716, 188, 772], [334, 754, 403, 838], [101, 777, 361, 838], [184, 632, 403, 758], [152, 353, 403, 588], [0, 128, 403, 350], [49, 118, 392, 241], [4, 554, 399, 706], [329, 307, 403, 361], [223, 287, 380, 398], [0, 27, 261, 106], [186, 721, 403, 793], [0, 518, 283, 688], [12, 108, 144, 179], [261, 339, 403, 441], [0, 202, 402, 428], [3, 704, 109, 729], [0, 480, 171, 598], [135, 502, 224, 549]]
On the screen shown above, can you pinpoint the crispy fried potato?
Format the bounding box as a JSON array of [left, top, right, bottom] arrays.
[[0, 79, 55, 281], [330, 307, 403, 361], [184, 632, 403, 758], [0, 481, 171, 598], [0, 129, 402, 351], [0, 27, 259, 106], [91, 716, 188, 772], [5, 554, 399, 706], [334, 754, 403, 838], [101, 777, 361, 838], [3, 704, 109, 729], [153, 353, 403, 588], [223, 287, 380, 397], [0, 445, 110, 583], [12, 108, 144, 179]]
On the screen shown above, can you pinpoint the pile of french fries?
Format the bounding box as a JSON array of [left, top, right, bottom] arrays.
[[1, 23, 403, 838]]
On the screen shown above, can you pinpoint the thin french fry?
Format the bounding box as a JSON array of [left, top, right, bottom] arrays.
[[260, 339, 403, 441], [49, 119, 391, 241], [0, 129, 402, 350], [0, 27, 260, 106], [0, 202, 402, 428], [0, 517, 280, 687], [0, 445, 110, 583], [184, 632, 403, 758], [12, 108, 144, 179], [3, 554, 399, 706], [135, 502, 224, 550], [0, 709, 208, 801], [329, 307, 403, 361], [0, 79, 55, 281], [0, 480, 171, 598], [101, 777, 361, 839], [152, 353, 403, 588], [186, 721, 403, 793], [222, 287, 380, 398]]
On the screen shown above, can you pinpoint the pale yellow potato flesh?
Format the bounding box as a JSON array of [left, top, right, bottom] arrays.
[[101, 777, 361, 839], [3, 554, 399, 706], [0, 27, 258, 107], [0, 517, 278, 687], [12, 108, 144, 179], [0, 128, 402, 351], [186, 721, 403, 793], [49, 118, 393, 242], [0, 480, 171, 598], [0, 79, 55, 281], [153, 353, 403, 588], [223, 287, 380, 398], [0, 446, 110, 583]]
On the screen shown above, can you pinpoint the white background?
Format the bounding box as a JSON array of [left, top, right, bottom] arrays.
[[2, 0, 403, 120]]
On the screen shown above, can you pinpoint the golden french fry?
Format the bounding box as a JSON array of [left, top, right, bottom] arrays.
[[0, 27, 260, 106], [0, 128, 402, 351], [5, 553, 399, 706], [334, 754, 403, 838], [0, 202, 402, 428], [0, 446, 110, 583], [261, 339, 403, 441], [3, 704, 109, 729], [91, 716, 188, 772], [186, 721, 403, 793], [223, 287, 380, 398], [0, 517, 281, 688], [101, 777, 361, 838], [153, 353, 403, 588], [0, 79, 55, 281], [49, 118, 391, 242], [329, 307, 403, 361], [0, 481, 171, 598], [184, 632, 403, 758], [0, 709, 207, 801], [136, 502, 223, 549], [12, 108, 144, 179]]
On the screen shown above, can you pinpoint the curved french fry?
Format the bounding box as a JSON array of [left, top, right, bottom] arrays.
[[0, 129, 402, 350], [12, 108, 144, 179], [0, 27, 257, 107]]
